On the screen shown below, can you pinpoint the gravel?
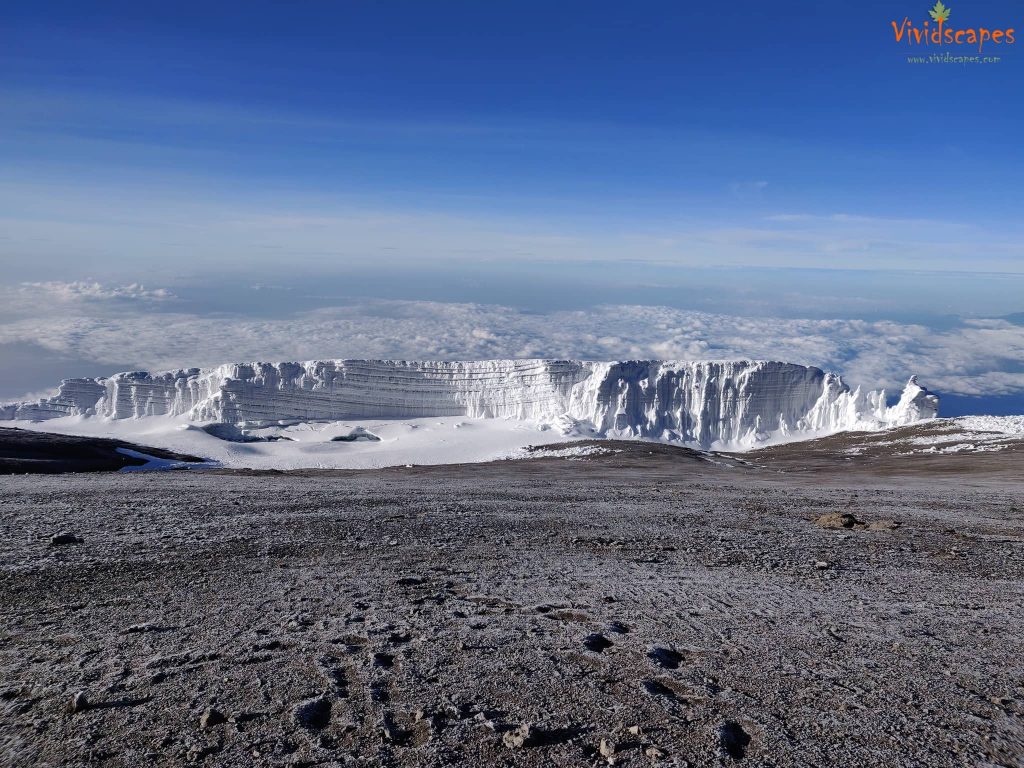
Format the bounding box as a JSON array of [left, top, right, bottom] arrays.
[[0, 441, 1022, 766]]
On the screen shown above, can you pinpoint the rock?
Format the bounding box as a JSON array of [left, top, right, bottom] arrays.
[[814, 560, 830, 570], [69, 691, 88, 713], [815, 513, 864, 529], [50, 532, 83, 546], [199, 707, 226, 728], [186, 742, 221, 762], [600, 737, 616, 761], [645, 745, 666, 760], [503, 723, 532, 749], [628, 725, 641, 735]]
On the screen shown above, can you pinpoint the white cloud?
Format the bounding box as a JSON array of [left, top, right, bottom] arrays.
[[18, 281, 175, 302], [8, 387, 59, 404], [1, 299, 1022, 399]]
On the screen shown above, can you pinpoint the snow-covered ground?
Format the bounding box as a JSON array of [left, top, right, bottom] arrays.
[[8, 412, 1021, 470], [954, 415, 1024, 435], [815, 415, 1024, 459], [8, 415, 584, 470], [10, 357, 1018, 469], [893, 415, 1024, 455]]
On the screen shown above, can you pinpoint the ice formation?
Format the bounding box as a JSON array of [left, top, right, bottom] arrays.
[[0, 360, 937, 450]]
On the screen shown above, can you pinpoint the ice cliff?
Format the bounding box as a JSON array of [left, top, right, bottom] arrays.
[[0, 360, 938, 450]]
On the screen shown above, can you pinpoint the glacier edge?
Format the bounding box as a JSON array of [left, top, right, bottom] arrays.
[[0, 359, 939, 451]]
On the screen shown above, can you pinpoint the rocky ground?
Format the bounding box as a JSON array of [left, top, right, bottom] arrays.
[[0, 427, 204, 474], [1, 440, 1023, 767]]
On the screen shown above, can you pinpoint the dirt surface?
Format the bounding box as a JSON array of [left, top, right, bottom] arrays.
[[1, 441, 1023, 767], [0, 427, 205, 474], [738, 422, 1024, 481]]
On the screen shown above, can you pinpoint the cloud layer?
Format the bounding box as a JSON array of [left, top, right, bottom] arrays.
[[1, 294, 1022, 400]]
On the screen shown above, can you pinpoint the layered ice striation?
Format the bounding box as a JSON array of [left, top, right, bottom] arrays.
[[0, 360, 938, 449]]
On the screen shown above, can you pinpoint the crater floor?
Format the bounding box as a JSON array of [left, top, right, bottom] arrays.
[[1, 443, 1022, 766]]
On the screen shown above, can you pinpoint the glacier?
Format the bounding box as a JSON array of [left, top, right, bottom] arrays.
[[0, 359, 938, 451]]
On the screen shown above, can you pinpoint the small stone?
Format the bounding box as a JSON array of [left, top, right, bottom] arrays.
[[199, 707, 226, 728], [600, 737, 616, 760], [413, 708, 426, 722], [50, 532, 84, 546], [503, 723, 532, 749], [472, 711, 496, 730], [814, 560, 830, 570], [628, 725, 641, 735], [70, 691, 88, 713], [645, 746, 666, 760]]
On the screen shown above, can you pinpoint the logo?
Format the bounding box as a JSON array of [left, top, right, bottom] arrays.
[[891, 2, 1015, 53]]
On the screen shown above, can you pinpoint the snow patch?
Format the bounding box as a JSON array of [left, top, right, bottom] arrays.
[[951, 415, 1024, 435], [512, 445, 618, 460], [115, 447, 195, 472]]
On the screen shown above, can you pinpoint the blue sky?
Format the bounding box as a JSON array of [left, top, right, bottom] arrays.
[[1, 0, 1023, 410]]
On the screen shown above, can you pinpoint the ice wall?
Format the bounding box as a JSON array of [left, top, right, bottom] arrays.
[[0, 359, 938, 449]]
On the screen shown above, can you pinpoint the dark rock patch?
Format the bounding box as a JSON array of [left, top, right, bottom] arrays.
[[719, 720, 751, 760], [649, 646, 684, 669], [583, 633, 613, 653], [292, 697, 332, 731]]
